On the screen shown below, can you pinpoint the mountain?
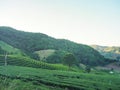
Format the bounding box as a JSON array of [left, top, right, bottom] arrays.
[[0, 26, 110, 66], [91, 45, 120, 60]]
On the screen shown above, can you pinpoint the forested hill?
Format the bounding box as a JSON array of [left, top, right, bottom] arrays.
[[0, 26, 109, 66]]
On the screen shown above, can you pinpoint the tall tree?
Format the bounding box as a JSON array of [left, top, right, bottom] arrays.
[[85, 65, 91, 73], [63, 53, 76, 69]]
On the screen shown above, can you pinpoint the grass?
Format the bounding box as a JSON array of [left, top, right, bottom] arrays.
[[0, 41, 23, 55], [35, 49, 55, 60], [0, 55, 71, 71], [0, 65, 120, 90], [0, 76, 63, 90]]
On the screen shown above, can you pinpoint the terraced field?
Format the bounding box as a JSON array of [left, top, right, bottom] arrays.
[[0, 55, 70, 70], [0, 55, 120, 90], [0, 66, 120, 90]]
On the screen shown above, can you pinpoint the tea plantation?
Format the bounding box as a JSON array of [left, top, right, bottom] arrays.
[[0, 65, 120, 90]]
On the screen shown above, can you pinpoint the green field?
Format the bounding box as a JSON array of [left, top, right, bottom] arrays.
[[0, 65, 120, 90], [0, 55, 71, 71]]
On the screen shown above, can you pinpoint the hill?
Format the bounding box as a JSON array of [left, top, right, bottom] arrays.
[[0, 26, 110, 66], [91, 45, 120, 60]]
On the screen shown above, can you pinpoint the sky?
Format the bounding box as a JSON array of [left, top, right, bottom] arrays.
[[0, 0, 120, 46]]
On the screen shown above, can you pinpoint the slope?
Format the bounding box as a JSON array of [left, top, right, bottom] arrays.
[[0, 40, 23, 55], [0, 65, 120, 90], [0, 26, 108, 66], [91, 45, 120, 60], [0, 55, 69, 70]]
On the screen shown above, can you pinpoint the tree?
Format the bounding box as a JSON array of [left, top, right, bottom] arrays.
[[63, 53, 77, 69], [85, 65, 91, 73]]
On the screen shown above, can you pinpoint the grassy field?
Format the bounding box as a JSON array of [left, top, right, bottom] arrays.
[[0, 65, 120, 90]]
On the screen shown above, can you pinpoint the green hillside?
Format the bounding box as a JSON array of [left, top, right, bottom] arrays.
[[0, 66, 120, 90], [91, 45, 120, 60], [0, 55, 70, 70], [0, 40, 23, 55], [0, 26, 109, 66]]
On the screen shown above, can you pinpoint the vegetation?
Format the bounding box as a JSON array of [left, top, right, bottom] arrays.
[[0, 66, 120, 90], [35, 49, 55, 60], [0, 26, 111, 66], [91, 45, 120, 60], [0, 46, 5, 54], [0, 26, 120, 90], [85, 65, 91, 73], [45, 50, 67, 63], [0, 55, 70, 70], [63, 53, 77, 68], [0, 41, 23, 55], [0, 75, 63, 90]]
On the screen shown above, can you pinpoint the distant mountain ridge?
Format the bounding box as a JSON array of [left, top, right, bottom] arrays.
[[91, 45, 120, 60], [0, 26, 110, 66]]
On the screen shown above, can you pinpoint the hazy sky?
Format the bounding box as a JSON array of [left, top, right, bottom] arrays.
[[0, 0, 120, 46]]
